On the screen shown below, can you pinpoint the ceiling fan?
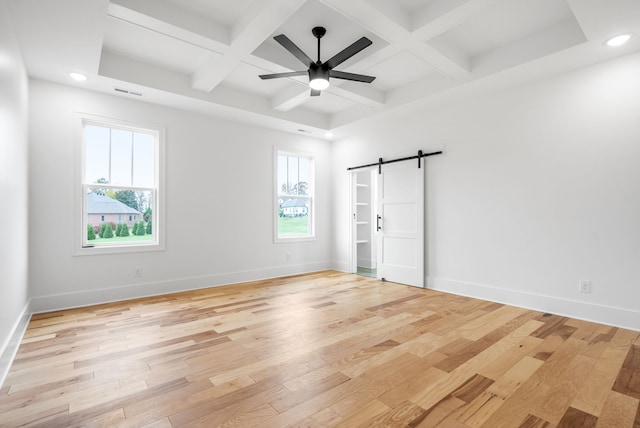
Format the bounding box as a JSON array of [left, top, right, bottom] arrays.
[[259, 26, 376, 96]]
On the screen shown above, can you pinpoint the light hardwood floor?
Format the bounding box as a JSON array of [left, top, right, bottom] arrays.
[[1, 271, 639, 427]]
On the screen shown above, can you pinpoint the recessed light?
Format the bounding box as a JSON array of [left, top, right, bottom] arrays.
[[69, 72, 87, 81], [606, 34, 633, 47], [325, 132, 333, 138]]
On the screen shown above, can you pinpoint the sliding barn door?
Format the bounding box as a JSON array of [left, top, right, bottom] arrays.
[[376, 161, 424, 288]]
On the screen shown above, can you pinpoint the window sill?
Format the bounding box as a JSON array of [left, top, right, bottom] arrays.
[[274, 236, 316, 244], [74, 242, 164, 256]]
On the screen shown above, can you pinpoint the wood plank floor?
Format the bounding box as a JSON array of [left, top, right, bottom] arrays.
[[1, 271, 639, 427]]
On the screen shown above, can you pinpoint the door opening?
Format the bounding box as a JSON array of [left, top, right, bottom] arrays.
[[349, 149, 438, 288], [351, 169, 377, 278]]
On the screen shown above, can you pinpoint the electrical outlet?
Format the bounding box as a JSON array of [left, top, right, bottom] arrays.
[[135, 267, 142, 278], [579, 280, 591, 293]]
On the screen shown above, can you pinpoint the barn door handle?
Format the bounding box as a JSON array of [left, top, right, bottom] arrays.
[[377, 215, 382, 231]]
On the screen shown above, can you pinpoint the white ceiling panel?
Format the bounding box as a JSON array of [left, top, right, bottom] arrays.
[[436, 0, 575, 58], [303, 90, 355, 114]]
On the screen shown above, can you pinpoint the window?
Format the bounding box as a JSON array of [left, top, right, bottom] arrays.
[[275, 150, 314, 241], [76, 113, 163, 254]]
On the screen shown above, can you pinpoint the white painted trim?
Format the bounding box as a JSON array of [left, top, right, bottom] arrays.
[[273, 146, 316, 243], [429, 276, 640, 332], [29, 262, 332, 314], [73, 111, 166, 256], [0, 301, 32, 389]]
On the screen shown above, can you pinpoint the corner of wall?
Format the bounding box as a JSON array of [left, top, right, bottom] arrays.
[[0, 300, 32, 389]]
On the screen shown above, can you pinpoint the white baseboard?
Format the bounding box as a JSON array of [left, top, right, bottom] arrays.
[[29, 261, 332, 314], [429, 276, 640, 332], [0, 301, 31, 389], [331, 260, 350, 273]]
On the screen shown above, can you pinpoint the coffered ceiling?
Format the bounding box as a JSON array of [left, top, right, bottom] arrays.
[[6, 0, 640, 139]]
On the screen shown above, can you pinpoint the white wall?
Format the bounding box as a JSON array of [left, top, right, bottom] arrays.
[[0, 0, 30, 382], [333, 52, 640, 331], [28, 80, 332, 311]]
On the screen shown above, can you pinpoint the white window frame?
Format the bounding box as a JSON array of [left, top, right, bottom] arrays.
[[274, 147, 315, 242], [74, 112, 165, 255]]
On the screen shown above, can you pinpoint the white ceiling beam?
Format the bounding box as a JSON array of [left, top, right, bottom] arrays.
[[108, 0, 229, 48], [271, 86, 311, 111], [407, 40, 470, 79], [191, 54, 241, 92], [99, 50, 329, 129], [191, 0, 306, 92], [412, 0, 505, 40], [414, 38, 471, 78], [230, 0, 307, 50], [328, 84, 385, 109], [270, 77, 385, 112]]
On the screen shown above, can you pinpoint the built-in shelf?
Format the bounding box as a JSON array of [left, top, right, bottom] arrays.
[[354, 170, 375, 274]]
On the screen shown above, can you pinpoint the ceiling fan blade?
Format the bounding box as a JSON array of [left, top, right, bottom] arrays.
[[329, 70, 376, 83], [310, 89, 321, 96], [273, 34, 314, 68], [259, 71, 307, 80], [325, 37, 372, 69]]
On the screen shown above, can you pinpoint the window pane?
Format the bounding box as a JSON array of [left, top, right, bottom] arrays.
[[278, 197, 310, 236], [277, 155, 287, 194], [133, 132, 154, 187], [298, 157, 310, 195], [287, 156, 299, 195], [84, 125, 110, 183], [110, 129, 133, 186], [85, 188, 154, 245]]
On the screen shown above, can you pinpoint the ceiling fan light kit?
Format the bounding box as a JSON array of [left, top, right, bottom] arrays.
[[259, 26, 376, 96], [308, 67, 329, 90]]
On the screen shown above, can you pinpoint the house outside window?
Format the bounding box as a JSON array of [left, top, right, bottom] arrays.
[[76, 113, 164, 254], [275, 149, 314, 241]]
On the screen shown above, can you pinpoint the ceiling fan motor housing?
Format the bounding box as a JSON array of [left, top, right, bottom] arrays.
[[308, 63, 329, 81]]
